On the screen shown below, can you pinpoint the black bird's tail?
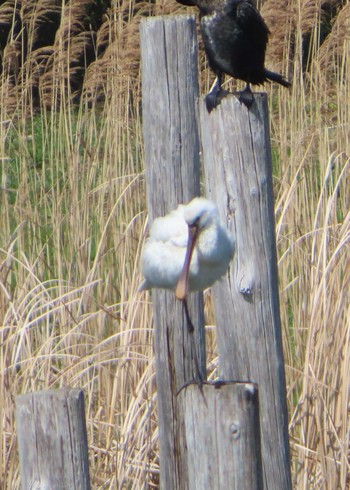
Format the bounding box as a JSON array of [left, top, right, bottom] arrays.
[[265, 69, 291, 88]]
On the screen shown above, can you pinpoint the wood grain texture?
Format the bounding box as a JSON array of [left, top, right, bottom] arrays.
[[16, 388, 91, 490], [199, 94, 292, 490], [180, 382, 263, 490], [140, 16, 204, 489]]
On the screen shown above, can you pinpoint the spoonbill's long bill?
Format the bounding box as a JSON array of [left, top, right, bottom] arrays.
[[139, 197, 234, 323]]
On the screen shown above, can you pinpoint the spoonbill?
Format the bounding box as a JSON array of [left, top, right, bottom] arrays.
[[139, 197, 234, 328], [139, 197, 234, 386]]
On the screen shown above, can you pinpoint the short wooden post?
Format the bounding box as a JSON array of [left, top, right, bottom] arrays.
[[16, 388, 91, 490], [140, 16, 204, 489], [199, 95, 292, 489], [179, 382, 263, 490]]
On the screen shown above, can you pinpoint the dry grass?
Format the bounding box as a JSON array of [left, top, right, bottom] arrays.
[[0, 0, 349, 488]]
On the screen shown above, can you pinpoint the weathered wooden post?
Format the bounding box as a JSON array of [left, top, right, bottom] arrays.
[[140, 13, 291, 490], [140, 15, 205, 489], [16, 388, 91, 490], [199, 95, 292, 489], [179, 382, 263, 490]]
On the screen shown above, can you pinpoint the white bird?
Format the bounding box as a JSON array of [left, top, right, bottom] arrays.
[[139, 197, 234, 299], [140, 197, 234, 387]]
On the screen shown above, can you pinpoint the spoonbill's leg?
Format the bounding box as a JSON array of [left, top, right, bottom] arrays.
[[183, 299, 194, 333], [183, 299, 204, 388]]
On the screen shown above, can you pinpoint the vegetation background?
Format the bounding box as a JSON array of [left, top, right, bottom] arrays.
[[0, 0, 349, 488]]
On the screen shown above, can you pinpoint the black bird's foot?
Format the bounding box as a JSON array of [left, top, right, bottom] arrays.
[[236, 84, 254, 109], [205, 88, 229, 113]]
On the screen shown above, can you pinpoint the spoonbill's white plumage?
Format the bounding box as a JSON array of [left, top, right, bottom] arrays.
[[139, 197, 234, 296]]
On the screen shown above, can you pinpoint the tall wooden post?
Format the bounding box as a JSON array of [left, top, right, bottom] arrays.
[[199, 94, 292, 490], [16, 388, 91, 490], [140, 16, 204, 489]]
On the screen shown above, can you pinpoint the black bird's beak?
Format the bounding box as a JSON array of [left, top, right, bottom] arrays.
[[175, 224, 199, 300]]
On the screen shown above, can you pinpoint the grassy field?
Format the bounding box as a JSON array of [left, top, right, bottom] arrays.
[[0, 0, 349, 488]]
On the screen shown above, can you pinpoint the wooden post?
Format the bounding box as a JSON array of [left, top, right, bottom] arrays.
[[16, 388, 91, 490], [199, 95, 292, 489], [179, 382, 263, 490], [140, 16, 204, 489]]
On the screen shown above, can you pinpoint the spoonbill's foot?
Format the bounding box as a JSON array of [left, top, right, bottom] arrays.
[[176, 377, 207, 405]]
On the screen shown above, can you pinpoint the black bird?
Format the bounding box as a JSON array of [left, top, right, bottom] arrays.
[[176, 0, 290, 111]]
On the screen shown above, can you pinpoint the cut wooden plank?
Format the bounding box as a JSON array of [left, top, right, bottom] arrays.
[[199, 93, 292, 490], [16, 388, 91, 490], [179, 382, 263, 490]]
